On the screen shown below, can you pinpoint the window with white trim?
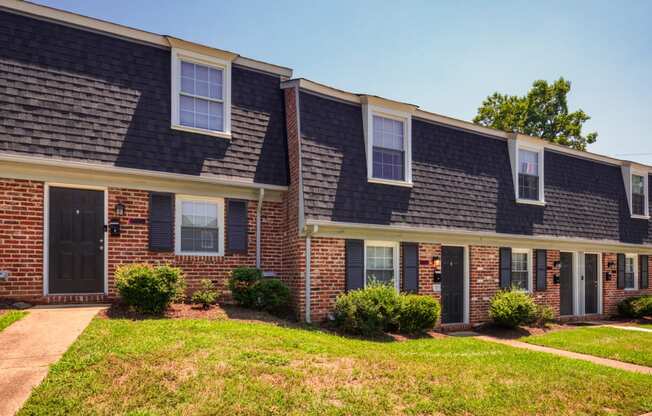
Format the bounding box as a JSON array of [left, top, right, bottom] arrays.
[[363, 104, 413, 186], [625, 254, 637, 289], [171, 49, 231, 138], [518, 149, 540, 201], [372, 115, 406, 181], [175, 196, 224, 256], [511, 249, 530, 291], [632, 174, 646, 216], [364, 241, 399, 289]]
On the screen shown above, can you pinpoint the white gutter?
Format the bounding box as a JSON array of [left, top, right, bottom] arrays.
[[0, 153, 288, 192], [255, 188, 265, 268]]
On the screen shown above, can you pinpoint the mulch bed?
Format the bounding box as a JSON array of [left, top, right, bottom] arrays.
[[99, 302, 299, 327]]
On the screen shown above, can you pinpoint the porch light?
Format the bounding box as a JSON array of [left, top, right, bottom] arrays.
[[553, 260, 561, 269], [607, 261, 615, 269], [432, 256, 442, 283], [115, 202, 126, 216]]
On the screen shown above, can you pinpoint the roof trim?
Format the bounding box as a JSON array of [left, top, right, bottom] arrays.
[[0, 152, 289, 192], [306, 219, 652, 253], [282, 78, 652, 171], [0, 0, 292, 78]]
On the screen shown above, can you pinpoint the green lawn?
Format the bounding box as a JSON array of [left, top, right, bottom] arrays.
[[0, 310, 27, 332], [638, 324, 652, 329], [20, 318, 652, 416], [523, 326, 652, 367]]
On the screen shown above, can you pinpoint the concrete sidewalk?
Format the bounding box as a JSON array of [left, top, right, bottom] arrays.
[[0, 305, 106, 416], [474, 334, 652, 375]]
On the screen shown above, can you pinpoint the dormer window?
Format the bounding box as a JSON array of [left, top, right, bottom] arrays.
[[170, 48, 232, 139], [518, 149, 540, 201], [632, 174, 646, 216], [507, 138, 545, 205], [361, 97, 415, 187]]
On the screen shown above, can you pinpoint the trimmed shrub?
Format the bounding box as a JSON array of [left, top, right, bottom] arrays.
[[250, 279, 291, 314], [618, 295, 652, 318], [115, 264, 185, 314], [397, 294, 441, 333], [228, 267, 263, 308], [488, 289, 537, 328], [333, 284, 401, 336], [191, 279, 219, 309], [533, 305, 555, 327]]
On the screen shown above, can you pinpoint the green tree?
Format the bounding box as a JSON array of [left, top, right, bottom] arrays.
[[473, 77, 597, 151]]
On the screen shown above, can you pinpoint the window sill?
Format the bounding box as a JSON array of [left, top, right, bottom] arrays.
[[175, 251, 224, 257], [367, 178, 414, 188], [516, 198, 545, 206], [171, 124, 232, 139], [624, 288, 639, 291], [630, 214, 650, 220]]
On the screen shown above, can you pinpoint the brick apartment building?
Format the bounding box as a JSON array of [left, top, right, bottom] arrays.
[[0, 0, 650, 327]]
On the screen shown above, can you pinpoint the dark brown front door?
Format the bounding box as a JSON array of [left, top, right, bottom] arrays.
[[584, 254, 598, 314], [49, 187, 104, 294], [441, 246, 464, 324], [559, 252, 574, 316]]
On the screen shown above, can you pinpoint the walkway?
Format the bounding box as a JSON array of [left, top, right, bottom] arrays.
[[474, 334, 652, 375], [0, 305, 106, 416], [606, 325, 652, 333]]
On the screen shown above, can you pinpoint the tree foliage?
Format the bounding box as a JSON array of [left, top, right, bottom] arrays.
[[473, 77, 597, 151]]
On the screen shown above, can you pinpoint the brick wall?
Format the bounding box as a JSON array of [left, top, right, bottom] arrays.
[[0, 179, 43, 302], [281, 87, 306, 320], [532, 250, 561, 316], [602, 252, 652, 315], [107, 188, 284, 298], [0, 178, 284, 303]]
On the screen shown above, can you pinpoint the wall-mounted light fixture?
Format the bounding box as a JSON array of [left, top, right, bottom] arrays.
[[553, 260, 561, 269], [115, 202, 126, 216], [431, 256, 442, 283], [605, 272, 612, 281], [607, 261, 615, 269]]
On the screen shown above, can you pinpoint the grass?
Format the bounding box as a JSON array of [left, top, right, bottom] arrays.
[[20, 318, 652, 416], [638, 324, 652, 329], [523, 326, 652, 367], [0, 310, 28, 332]]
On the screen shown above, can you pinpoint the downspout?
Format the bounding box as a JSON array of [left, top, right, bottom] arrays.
[[255, 188, 264, 269], [305, 233, 311, 323]]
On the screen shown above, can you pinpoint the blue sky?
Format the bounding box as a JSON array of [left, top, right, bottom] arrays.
[[36, 0, 652, 163]]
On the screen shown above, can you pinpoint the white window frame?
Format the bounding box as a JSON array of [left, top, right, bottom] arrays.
[[508, 138, 545, 206], [630, 172, 649, 219], [363, 105, 413, 187], [511, 248, 533, 292], [363, 240, 400, 291], [174, 195, 225, 256], [170, 48, 232, 139], [624, 253, 638, 290]]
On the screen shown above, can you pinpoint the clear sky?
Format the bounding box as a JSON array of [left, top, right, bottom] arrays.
[[35, 0, 652, 163]]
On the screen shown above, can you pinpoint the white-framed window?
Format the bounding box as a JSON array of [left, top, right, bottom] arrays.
[[511, 248, 531, 291], [363, 105, 412, 187], [631, 174, 647, 217], [508, 139, 545, 205], [175, 195, 224, 256], [171, 48, 232, 139], [364, 240, 400, 290], [624, 254, 637, 290]]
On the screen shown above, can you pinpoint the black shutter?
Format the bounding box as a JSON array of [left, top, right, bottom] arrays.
[[148, 192, 174, 251], [402, 243, 419, 293], [535, 249, 547, 291], [345, 239, 364, 291], [499, 247, 512, 289], [640, 255, 649, 289], [226, 199, 248, 253], [617, 253, 625, 289]]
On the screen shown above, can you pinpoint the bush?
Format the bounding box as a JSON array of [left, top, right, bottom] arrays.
[[488, 289, 537, 328], [115, 264, 185, 314], [228, 267, 263, 308], [397, 294, 441, 333], [333, 284, 401, 336], [533, 305, 555, 327], [250, 279, 291, 314], [618, 295, 652, 318], [191, 279, 219, 309]]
